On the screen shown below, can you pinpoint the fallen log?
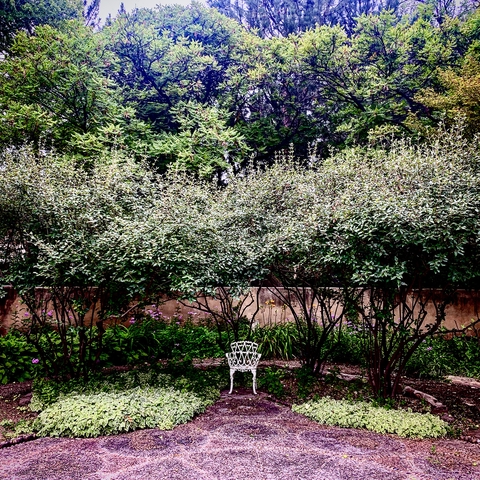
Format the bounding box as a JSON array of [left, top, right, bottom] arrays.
[[402, 385, 447, 413], [446, 375, 480, 389]]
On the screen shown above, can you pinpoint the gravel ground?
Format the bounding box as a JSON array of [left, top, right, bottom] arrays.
[[1, 389, 479, 480]]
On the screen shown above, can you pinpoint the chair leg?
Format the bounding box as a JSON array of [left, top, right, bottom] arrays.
[[229, 369, 235, 394], [252, 369, 257, 395]]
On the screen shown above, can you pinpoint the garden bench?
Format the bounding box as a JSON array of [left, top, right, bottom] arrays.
[[226, 341, 261, 395]]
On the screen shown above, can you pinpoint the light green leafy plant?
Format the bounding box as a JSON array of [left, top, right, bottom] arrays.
[[34, 386, 212, 438], [30, 368, 222, 412], [293, 397, 448, 438]]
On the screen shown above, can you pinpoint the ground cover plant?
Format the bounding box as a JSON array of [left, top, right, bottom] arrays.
[[292, 397, 448, 438], [0, 363, 227, 439], [35, 387, 209, 437], [32, 364, 225, 437]]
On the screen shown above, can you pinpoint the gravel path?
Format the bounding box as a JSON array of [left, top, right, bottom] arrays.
[[1, 390, 479, 480]]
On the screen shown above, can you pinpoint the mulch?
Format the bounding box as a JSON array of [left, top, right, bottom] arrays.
[[1, 388, 479, 480]]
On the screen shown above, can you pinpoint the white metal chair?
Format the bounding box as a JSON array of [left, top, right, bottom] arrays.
[[226, 341, 262, 395]]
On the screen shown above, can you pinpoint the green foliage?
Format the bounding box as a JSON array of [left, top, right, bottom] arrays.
[[12, 362, 225, 440], [0, 0, 83, 52], [0, 330, 38, 384], [328, 325, 364, 366], [2, 117, 480, 397], [295, 366, 316, 399], [30, 364, 225, 411], [102, 315, 226, 365], [104, 4, 251, 134], [257, 366, 286, 397], [0, 21, 157, 156], [208, 0, 477, 37], [417, 54, 480, 137], [293, 397, 448, 438], [34, 386, 211, 437], [406, 333, 480, 379], [0, 148, 164, 378], [154, 101, 250, 178], [0, 418, 36, 440], [253, 323, 299, 360], [3, 4, 480, 164]]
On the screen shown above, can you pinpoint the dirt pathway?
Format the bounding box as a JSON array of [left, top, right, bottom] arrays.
[[1, 390, 479, 480]]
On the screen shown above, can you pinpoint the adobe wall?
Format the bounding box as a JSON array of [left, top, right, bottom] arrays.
[[1, 286, 480, 335]]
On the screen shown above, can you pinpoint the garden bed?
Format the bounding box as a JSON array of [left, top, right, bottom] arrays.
[[1, 362, 479, 443]]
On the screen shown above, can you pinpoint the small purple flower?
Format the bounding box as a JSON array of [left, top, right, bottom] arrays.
[[178, 315, 183, 320], [24, 312, 30, 317], [129, 318, 136, 324], [426, 346, 433, 351], [32, 358, 39, 364], [176, 321, 180, 325], [47, 311, 53, 317]]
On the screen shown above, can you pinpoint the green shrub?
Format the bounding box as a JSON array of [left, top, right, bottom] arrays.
[[296, 366, 317, 399], [328, 326, 364, 366], [0, 330, 38, 383], [405, 334, 480, 379], [30, 363, 225, 411], [257, 367, 286, 397], [293, 397, 448, 438], [101, 318, 225, 366], [34, 386, 211, 437]]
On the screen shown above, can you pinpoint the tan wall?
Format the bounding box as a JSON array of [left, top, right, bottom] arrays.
[[2, 286, 480, 334]]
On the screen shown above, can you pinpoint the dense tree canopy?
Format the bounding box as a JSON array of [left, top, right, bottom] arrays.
[[0, 0, 100, 52], [2, 125, 480, 391], [207, 0, 480, 37], [1, 2, 480, 173]]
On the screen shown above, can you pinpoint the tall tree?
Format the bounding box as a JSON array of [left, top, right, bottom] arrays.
[[0, 21, 156, 156], [207, 0, 480, 37], [0, 0, 83, 51], [208, 0, 400, 36], [104, 3, 252, 133], [83, 0, 100, 27]]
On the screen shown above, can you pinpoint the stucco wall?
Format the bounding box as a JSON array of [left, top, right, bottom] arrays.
[[1, 286, 480, 335]]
